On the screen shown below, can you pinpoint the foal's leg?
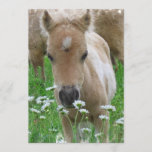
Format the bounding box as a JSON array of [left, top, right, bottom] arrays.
[[40, 61, 45, 81], [118, 53, 124, 65], [110, 53, 118, 72], [61, 116, 73, 143], [33, 64, 38, 77]]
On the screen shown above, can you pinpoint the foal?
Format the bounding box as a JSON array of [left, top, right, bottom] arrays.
[[42, 10, 116, 142], [92, 9, 124, 65], [29, 10, 47, 80]]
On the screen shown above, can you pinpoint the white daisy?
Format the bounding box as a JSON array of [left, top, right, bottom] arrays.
[[43, 99, 54, 104], [56, 139, 66, 144], [56, 105, 69, 115], [116, 117, 124, 125], [73, 100, 85, 109], [57, 105, 64, 112], [95, 132, 102, 138], [46, 85, 57, 91], [41, 102, 50, 111], [60, 109, 69, 115], [99, 115, 109, 120], [40, 115, 46, 119], [56, 133, 66, 144], [118, 117, 124, 121], [28, 96, 34, 102], [81, 128, 91, 134], [49, 128, 58, 133], [100, 105, 116, 112], [30, 108, 40, 114], [79, 109, 89, 114], [36, 96, 47, 104], [28, 131, 32, 135], [36, 99, 43, 104]]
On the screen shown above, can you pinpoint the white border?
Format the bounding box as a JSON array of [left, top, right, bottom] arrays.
[[0, 0, 152, 152]]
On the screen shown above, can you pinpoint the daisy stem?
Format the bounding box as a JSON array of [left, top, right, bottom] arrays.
[[79, 114, 85, 125], [66, 115, 73, 130], [72, 110, 79, 142], [99, 119, 105, 143], [66, 114, 75, 142], [74, 110, 79, 127]]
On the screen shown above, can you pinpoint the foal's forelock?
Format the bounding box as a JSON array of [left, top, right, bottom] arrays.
[[61, 36, 72, 52]]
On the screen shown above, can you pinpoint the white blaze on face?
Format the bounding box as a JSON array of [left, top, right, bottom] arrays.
[[61, 36, 72, 50]]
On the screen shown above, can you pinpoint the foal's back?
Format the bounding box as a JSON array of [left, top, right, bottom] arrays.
[[84, 32, 116, 104]]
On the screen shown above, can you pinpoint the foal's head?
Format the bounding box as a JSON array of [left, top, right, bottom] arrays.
[[43, 10, 90, 108]]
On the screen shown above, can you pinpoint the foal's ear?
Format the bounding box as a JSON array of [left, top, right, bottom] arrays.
[[79, 9, 91, 32], [42, 10, 54, 33]]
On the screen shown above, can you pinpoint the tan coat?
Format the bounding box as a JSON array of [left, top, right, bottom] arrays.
[[28, 10, 47, 80], [92, 9, 124, 64], [42, 10, 116, 142]]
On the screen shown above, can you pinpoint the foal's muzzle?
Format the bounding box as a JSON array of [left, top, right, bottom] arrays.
[[59, 86, 79, 108]]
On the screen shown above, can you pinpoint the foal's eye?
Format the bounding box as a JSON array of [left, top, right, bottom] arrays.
[[48, 54, 54, 62], [81, 50, 88, 61]]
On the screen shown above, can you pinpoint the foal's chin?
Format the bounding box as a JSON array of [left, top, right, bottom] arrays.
[[63, 104, 75, 109], [61, 102, 75, 109]]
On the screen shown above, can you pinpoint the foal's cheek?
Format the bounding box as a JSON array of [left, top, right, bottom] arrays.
[[77, 71, 84, 87], [52, 66, 58, 82]]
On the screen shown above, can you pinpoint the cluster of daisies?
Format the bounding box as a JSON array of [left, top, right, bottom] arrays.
[[56, 100, 89, 115], [56, 100, 122, 123], [29, 90, 124, 143], [28, 95, 55, 120], [55, 99, 124, 143]]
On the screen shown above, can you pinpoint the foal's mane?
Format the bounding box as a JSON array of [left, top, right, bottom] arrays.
[[47, 9, 91, 32]]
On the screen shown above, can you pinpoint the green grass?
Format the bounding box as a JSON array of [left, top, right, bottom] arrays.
[[28, 56, 124, 143]]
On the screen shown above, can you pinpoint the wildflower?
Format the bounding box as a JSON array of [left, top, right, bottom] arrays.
[[43, 99, 54, 104], [40, 115, 46, 119], [41, 102, 50, 111], [79, 109, 89, 114], [46, 85, 57, 91], [49, 128, 58, 133], [56, 138, 66, 144], [38, 96, 47, 100], [57, 105, 64, 112], [56, 105, 69, 115], [81, 128, 91, 134], [116, 117, 124, 125], [30, 108, 40, 114], [119, 117, 124, 121], [95, 132, 103, 139], [36, 99, 43, 104], [73, 100, 85, 109], [36, 96, 47, 104], [28, 96, 34, 102], [56, 133, 66, 143], [60, 109, 69, 115], [99, 115, 109, 120], [100, 105, 116, 112], [85, 116, 89, 121], [28, 131, 32, 135]]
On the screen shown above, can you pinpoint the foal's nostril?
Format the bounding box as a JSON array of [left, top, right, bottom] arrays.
[[59, 90, 65, 104], [74, 89, 79, 100], [59, 86, 79, 107]]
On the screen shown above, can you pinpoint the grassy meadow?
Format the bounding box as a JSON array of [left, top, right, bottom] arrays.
[[28, 56, 124, 143]]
